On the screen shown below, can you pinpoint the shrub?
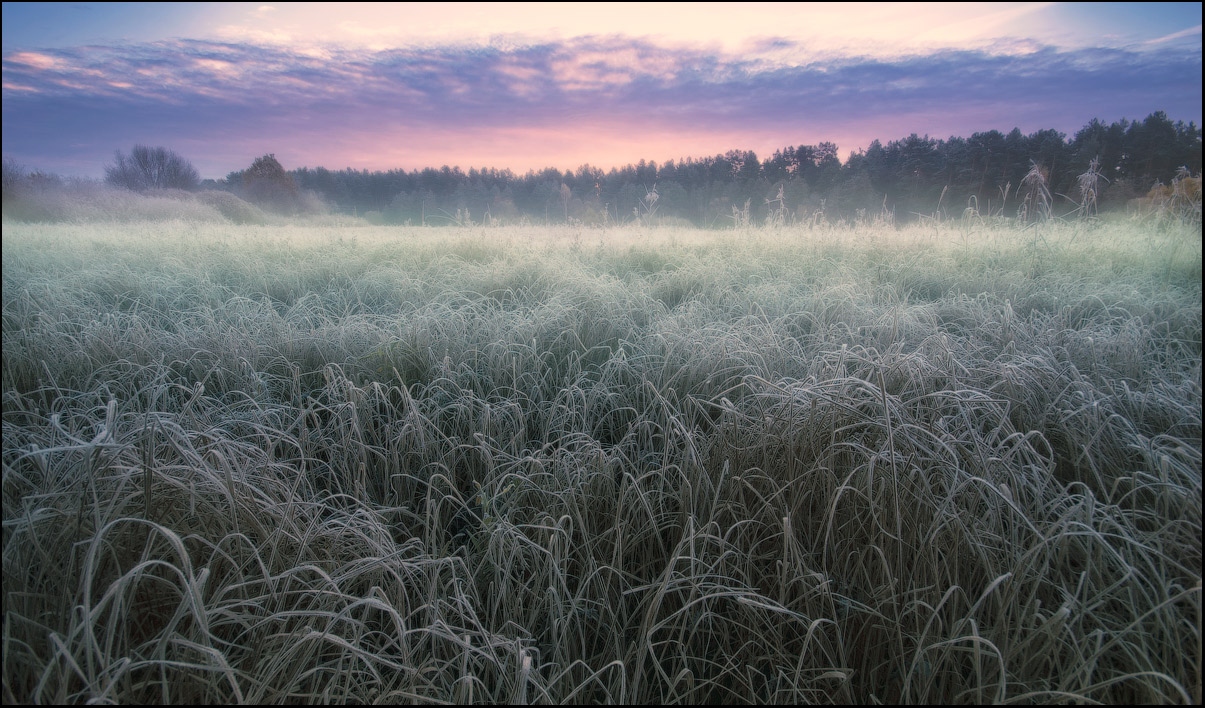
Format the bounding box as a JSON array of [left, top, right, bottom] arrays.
[[1129, 168, 1203, 224]]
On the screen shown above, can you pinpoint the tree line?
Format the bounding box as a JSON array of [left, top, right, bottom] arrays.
[[13, 110, 1197, 227], [265, 111, 1198, 226]]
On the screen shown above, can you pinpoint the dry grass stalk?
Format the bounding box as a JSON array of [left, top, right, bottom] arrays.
[[3, 218, 1200, 704]]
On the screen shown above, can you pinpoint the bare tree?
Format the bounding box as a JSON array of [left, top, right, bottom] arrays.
[[105, 145, 200, 191], [2, 156, 26, 200]]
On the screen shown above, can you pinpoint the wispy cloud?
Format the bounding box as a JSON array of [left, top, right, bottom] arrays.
[[2, 33, 1200, 177], [1144, 24, 1203, 46]]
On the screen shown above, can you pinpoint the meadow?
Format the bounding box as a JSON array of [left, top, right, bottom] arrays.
[[2, 216, 1200, 703]]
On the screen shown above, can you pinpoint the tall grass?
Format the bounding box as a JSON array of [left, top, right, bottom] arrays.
[[3, 218, 1201, 703]]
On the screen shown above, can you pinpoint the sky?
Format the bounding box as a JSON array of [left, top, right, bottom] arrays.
[[2, 2, 1201, 180]]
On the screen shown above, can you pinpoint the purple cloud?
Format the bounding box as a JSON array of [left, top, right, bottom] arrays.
[[3, 36, 1200, 177]]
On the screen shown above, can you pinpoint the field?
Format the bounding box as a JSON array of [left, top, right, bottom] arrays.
[[2, 217, 1201, 704]]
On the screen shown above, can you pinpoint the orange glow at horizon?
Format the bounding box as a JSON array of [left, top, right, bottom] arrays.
[[3, 2, 1198, 179], [283, 120, 875, 176]]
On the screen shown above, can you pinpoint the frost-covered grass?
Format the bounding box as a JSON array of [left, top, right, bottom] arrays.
[[3, 218, 1200, 703]]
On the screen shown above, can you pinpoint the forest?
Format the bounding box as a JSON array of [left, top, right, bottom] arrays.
[[224, 111, 1202, 227]]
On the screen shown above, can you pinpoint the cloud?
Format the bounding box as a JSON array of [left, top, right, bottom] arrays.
[[2, 35, 1200, 177], [1144, 24, 1203, 46]]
